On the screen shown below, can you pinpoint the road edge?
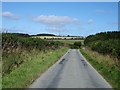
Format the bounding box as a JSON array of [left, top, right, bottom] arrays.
[[78, 49, 112, 88]]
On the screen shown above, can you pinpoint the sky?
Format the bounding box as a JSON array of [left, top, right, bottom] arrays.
[[1, 2, 118, 36], [2, 0, 120, 2]]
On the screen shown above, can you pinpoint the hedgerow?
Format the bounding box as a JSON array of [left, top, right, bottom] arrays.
[[2, 33, 64, 75], [84, 31, 120, 60]]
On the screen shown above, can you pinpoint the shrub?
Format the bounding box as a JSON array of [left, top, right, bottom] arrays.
[[70, 41, 82, 49], [2, 33, 65, 75], [84, 31, 120, 59]]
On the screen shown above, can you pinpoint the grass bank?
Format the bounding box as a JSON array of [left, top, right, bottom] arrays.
[[2, 47, 68, 88], [80, 47, 120, 89]]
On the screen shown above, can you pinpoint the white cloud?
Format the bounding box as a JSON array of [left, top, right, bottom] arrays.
[[32, 15, 80, 34], [87, 19, 94, 25], [33, 15, 80, 27], [2, 11, 19, 20]]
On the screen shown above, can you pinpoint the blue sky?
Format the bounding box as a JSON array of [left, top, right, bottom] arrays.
[[2, 2, 118, 36]]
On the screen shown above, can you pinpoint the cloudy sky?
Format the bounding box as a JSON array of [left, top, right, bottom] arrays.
[[2, 2, 118, 36]]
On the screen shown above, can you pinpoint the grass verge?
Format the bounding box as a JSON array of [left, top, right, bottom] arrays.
[[2, 47, 68, 88], [80, 47, 120, 89]]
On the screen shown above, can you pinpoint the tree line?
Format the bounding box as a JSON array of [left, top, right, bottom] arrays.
[[84, 31, 120, 60], [2, 33, 64, 52]]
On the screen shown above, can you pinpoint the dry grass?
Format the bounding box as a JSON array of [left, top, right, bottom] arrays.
[[84, 47, 117, 68], [80, 47, 120, 89], [32, 36, 81, 39]]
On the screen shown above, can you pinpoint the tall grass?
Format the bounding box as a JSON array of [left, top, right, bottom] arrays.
[[2, 47, 68, 88], [2, 33, 68, 88], [80, 47, 120, 89], [2, 33, 64, 76]]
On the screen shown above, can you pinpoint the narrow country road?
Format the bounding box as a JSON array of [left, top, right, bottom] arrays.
[[29, 49, 112, 88]]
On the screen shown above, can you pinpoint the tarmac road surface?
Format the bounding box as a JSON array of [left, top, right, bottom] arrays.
[[29, 49, 112, 88]]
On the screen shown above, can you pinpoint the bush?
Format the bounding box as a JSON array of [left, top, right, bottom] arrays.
[[2, 33, 65, 75], [84, 31, 120, 59], [70, 41, 81, 49], [74, 41, 81, 47]]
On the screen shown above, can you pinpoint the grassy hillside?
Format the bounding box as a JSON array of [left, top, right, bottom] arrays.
[[82, 31, 120, 89], [3, 47, 68, 88], [2, 33, 68, 88]]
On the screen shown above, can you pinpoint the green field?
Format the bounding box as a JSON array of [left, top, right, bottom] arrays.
[[32, 36, 82, 40], [53, 40, 84, 44], [32, 35, 84, 45]]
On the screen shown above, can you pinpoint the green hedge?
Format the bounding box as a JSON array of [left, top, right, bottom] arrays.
[[2, 33, 64, 75], [84, 31, 120, 60]]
